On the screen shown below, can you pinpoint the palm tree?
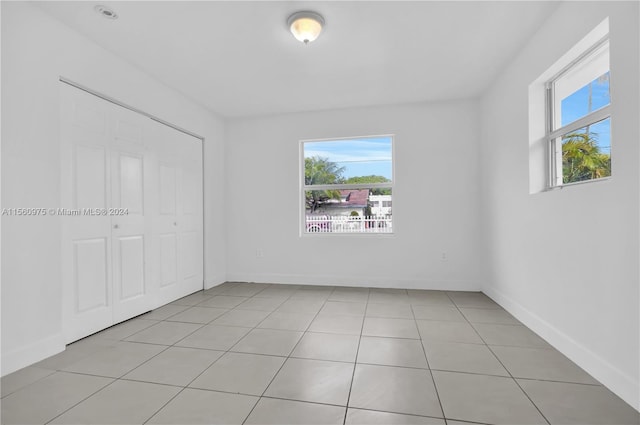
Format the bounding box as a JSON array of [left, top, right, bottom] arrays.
[[305, 156, 345, 213], [562, 131, 611, 183]]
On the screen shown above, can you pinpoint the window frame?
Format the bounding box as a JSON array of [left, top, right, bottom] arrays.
[[299, 134, 395, 236], [545, 36, 611, 188]]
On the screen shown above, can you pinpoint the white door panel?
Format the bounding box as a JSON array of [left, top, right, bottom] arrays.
[[74, 145, 108, 209], [74, 238, 109, 313], [111, 106, 153, 323], [116, 153, 145, 215], [61, 85, 113, 343], [115, 235, 145, 300], [159, 164, 177, 216], [159, 233, 178, 287]]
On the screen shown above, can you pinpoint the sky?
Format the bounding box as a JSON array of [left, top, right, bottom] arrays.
[[304, 136, 393, 180], [560, 72, 610, 155]]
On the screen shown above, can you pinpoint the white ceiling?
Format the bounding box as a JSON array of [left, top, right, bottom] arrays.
[[35, 1, 559, 118]]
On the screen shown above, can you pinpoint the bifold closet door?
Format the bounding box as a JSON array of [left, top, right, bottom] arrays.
[[61, 83, 203, 343], [153, 122, 203, 307]]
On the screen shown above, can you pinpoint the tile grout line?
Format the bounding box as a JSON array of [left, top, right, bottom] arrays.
[[142, 283, 281, 424], [240, 285, 344, 424], [414, 292, 447, 423], [447, 292, 553, 425], [341, 287, 371, 425]]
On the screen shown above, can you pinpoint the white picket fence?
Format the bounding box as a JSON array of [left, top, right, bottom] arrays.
[[306, 215, 392, 233]]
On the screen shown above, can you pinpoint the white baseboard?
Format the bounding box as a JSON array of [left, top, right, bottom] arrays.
[[1, 333, 65, 377], [484, 287, 640, 412], [225, 272, 481, 291]]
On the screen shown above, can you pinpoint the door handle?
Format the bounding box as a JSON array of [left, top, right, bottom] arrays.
[[114, 224, 119, 229]]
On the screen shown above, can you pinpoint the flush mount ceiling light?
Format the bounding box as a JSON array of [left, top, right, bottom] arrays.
[[287, 11, 325, 44], [94, 5, 118, 20]]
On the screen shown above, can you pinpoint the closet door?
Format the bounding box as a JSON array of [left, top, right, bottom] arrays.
[[110, 107, 155, 323], [61, 83, 204, 343], [60, 85, 114, 343]]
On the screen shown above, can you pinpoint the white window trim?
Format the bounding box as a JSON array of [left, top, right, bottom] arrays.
[[545, 36, 611, 189], [299, 134, 395, 236]]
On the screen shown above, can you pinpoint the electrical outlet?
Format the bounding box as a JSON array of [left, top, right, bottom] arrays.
[[441, 252, 447, 261], [256, 248, 264, 258]]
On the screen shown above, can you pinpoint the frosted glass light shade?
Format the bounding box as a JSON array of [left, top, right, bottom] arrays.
[[287, 11, 325, 44]]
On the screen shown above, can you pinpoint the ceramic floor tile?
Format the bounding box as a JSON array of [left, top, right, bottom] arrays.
[[411, 305, 466, 322], [176, 324, 251, 351], [166, 306, 228, 324], [143, 304, 190, 320], [291, 332, 360, 362], [329, 288, 370, 303], [258, 311, 316, 331], [362, 317, 420, 339], [255, 287, 298, 298], [320, 301, 367, 316], [366, 303, 414, 319], [62, 341, 166, 378], [265, 358, 354, 405], [1, 366, 55, 397], [171, 291, 214, 306], [34, 338, 117, 371], [349, 364, 442, 417], [277, 298, 325, 314], [407, 291, 454, 306], [231, 328, 303, 356], [518, 379, 640, 425], [459, 307, 520, 324], [236, 296, 287, 311], [199, 295, 249, 309], [368, 292, 411, 305], [432, 371, 546, 424], [309, 314, 364, 335], [211, 309, 270, 327], [219, 285, 266, 297], [345, 408, 445, 424], [123, 346, 223, 386], [0, 372, 112, 425], [292, 286, 334, 299], [492, 345, 599, 384], [447, 292, 500, 309], [245, 398, 345, 425], [50, 380, 181, 424], [357, 336, 428, 368], [416, 320, 484, 344], [473, 324, 550, 348], [190, 352, 285, 395], [125, 321, 202, 345], [423, 341, 509, 376], [91, 318, 159, 341]]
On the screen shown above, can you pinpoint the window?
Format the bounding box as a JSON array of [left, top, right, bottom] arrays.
[[301, 135, 393, 234], [547, 38, 611, 187]]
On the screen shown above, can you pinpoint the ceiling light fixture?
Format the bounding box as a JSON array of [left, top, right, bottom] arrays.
[[287, 11, 325, 45], [94, 5, 118, 20]]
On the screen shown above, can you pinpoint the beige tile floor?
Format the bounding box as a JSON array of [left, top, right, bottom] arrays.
[[2, 282, 638, 425]]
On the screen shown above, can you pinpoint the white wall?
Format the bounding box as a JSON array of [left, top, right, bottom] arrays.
[[1, 2, 226, 375], [480, 1, 639, 410], [225, 101, 483, 289]]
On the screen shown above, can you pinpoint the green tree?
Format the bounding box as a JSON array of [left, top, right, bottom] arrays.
[[305, 156, 345, 213], [562, 132, 611, 184], [344, 175, 391, 195]]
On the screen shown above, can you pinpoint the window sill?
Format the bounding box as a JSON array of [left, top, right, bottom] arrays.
[[544, 176, 612, 192]]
